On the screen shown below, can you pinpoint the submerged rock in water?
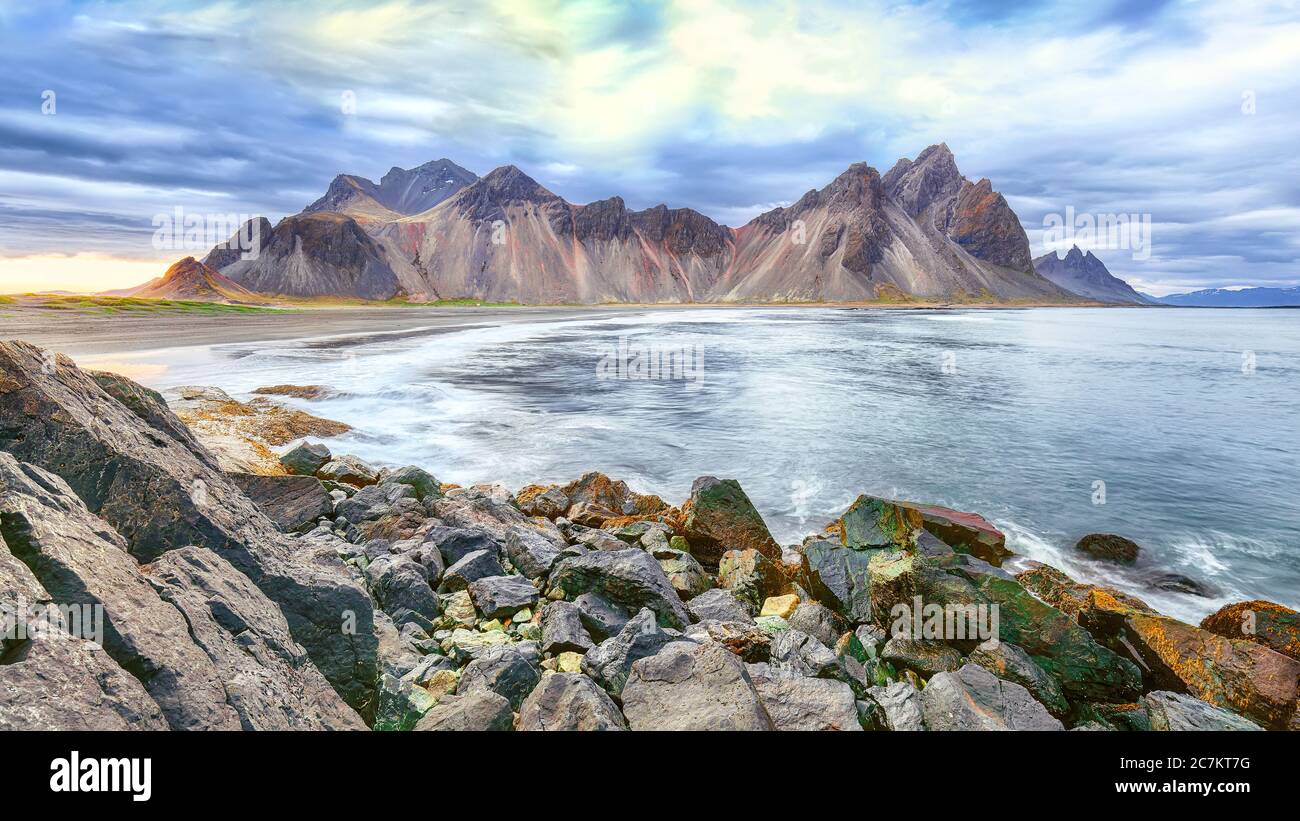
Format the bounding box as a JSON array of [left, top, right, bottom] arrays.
[[1074, 533, 1140, 564]]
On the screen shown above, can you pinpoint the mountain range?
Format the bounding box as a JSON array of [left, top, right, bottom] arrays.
[[1032, 245, 1149, 304], [1145, 286, 1300, 307], [191, 144, 1097, 305]]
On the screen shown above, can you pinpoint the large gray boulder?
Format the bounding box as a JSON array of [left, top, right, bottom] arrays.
[[229, 472, 332, 533], [881, 636, 963, 677], [1141, 691, 1263, 731], [0, 618, 170, 731], [582, 607, 679, 697], [145, 546, 366, 729], [800, 538, 874, 623], [0, 529, 169, 730], [364, 554, 440, 628], [456, 645, 541, 710], [0, 343, 379, 717], [0, 454, 240, 730], [548, 548, 690, 628], [413, 691, 514, 731], [334, 481, 416, 526], [769, 629, 844, 680], [620, 640, 774, 730], [572, 592, 630, 640], [441, 549, 505, 592], [920, 663, 1064, 731], [865, 681, 925, 731], [518, 672, 628, 731], [685, 587, 755, 625], [786, 601, 844, 649], [539, 600, 594, 655], [468, 575, 539, 619], [968, 639, 1069, 718], [423, 526, 502, 567], [504, 525, 565, 579], [747, 666, 862, 731]]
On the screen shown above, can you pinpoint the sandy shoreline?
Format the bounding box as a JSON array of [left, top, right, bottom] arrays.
[[0, 299, 1132, 357], [0, 304, 623, 357]]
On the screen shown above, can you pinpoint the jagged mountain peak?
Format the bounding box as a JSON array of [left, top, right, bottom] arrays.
[[1033, 245, 1145, 304], [885, 143, 964, 216], [447, 164, 563, 222], [305, 158, 478, 219]]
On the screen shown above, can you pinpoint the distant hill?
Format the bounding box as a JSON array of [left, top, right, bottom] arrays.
[[1032, 246, 1148, 304], [108, 257, 260, 302], [1150, 286, 1300, 307]]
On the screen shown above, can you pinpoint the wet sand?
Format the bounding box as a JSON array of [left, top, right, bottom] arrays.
[[0, 304, 622, 357]]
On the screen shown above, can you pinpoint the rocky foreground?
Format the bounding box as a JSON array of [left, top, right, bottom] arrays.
[[1, 339, 1297, 731]]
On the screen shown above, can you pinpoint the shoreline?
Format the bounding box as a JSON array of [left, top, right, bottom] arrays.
[[1, 298, 1138, 357]]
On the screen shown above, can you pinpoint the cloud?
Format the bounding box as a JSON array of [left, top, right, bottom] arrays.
[[1, 0, 1297, 292]]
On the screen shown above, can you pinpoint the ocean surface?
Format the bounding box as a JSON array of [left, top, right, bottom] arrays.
[[86, 307, 1300, 623]]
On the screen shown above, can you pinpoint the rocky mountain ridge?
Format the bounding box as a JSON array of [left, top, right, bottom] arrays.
[[1033, 245, 1148, 304], [195, 145, 1078, 304]]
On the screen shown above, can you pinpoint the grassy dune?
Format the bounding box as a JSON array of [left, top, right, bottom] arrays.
[[20, 294, 286, 314]]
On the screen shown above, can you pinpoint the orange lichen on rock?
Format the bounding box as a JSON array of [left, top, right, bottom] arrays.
[[1082, 589, 1299, 729], [1201, 600, 1300, 662]]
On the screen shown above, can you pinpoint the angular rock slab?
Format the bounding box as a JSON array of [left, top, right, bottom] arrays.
[[0, 454, 240, 730], [456, 644, 541, 710], [621, 640, 774, 730], [583, 607, 679, 697], [229, 472, 332, 533], [548, 548, 690, 628], [681, 476, 781, 567], [749, 667, 862, 731], [144, 546, 366, 729], [865, 681, 925, 731], [1140, 691, 1262, 731], [686, 587, 755, 624], [518, 672, 628, 731], [920, 664, 1063, 731], [0, 528, 168, 731], [468, 575, 539, 620], [414, 691, 514, 731], [834, 495, 923, 550]]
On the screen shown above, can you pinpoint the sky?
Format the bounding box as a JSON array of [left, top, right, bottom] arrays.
[[1, 0, 1298, 295]]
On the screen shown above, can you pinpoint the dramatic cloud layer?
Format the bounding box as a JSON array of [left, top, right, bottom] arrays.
[[1, 0, 1297, 294]]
